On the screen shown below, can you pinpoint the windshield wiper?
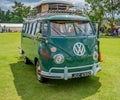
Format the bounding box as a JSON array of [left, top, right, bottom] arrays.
[[51, 27, 66, 37]]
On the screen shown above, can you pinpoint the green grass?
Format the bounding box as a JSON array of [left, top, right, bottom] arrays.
[[0, 33, 120, 100]]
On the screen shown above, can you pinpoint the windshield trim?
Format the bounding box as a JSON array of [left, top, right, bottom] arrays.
[[50, 20, 95, 37]]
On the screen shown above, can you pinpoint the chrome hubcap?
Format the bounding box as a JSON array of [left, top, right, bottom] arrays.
[[36, 62, 41, 80]]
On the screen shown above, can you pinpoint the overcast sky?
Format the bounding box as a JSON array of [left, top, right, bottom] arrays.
[[0, 0, 86, 11]]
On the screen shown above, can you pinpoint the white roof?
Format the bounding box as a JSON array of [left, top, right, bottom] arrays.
[[0, 23, 23, 28]]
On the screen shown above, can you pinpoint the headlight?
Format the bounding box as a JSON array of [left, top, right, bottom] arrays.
[[95, 45, 98, 50], [50, 47, 57, 53], [93, 51, 98, 61], [53, 54, 64, 64]]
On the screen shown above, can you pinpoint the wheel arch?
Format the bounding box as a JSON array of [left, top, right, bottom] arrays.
[[34, 57, 38, 66]]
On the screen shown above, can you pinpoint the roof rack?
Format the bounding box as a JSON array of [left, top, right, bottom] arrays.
[[27, 10, 82, 19]]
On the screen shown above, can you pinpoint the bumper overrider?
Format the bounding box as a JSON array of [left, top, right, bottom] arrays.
[[41, 62, 101, 80]]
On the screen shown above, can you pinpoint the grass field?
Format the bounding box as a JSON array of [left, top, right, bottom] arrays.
[[0, 33, 120, 100]]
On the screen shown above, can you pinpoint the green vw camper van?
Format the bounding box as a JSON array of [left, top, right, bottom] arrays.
[[21, 13, 101, 82]]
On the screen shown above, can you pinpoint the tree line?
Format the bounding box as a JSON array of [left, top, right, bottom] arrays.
[[0, 1, 32, 23], [0, 0, 119, 29], [84, 0, 120, 32]]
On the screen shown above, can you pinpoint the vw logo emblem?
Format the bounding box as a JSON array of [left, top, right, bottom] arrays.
[[73, 42, 85, 56]]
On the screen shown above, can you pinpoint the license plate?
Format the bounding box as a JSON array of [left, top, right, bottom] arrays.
[[72, 71, 91, 78]]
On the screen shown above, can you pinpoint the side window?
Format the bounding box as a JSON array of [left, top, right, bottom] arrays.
[[28, 23, 32, 34], [25, 23, 29, 33], [40, 22, 42, 33], [26, 23, 30, 34], [22, 23, 26, 33], [31, 22, 37, 35], [43, 22, 48, 36], [30, 23, 33, 35], [35, 22, 40, 35]]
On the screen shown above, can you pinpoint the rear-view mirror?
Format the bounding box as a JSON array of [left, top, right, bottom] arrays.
[[36, 33, 42, 39], [92, 22, 101, 38]]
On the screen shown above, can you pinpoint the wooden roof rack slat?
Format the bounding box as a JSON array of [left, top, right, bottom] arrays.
[[27, 10, 82, 20]]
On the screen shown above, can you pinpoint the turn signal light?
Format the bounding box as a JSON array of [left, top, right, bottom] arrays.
[[99, 52, 103, 62]]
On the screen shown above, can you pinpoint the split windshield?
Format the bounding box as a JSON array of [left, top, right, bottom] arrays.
[[50, 21, 94, 36]]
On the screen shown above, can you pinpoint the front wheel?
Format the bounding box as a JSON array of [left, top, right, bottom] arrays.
[[36, 61, 47, 83], [24, 57, 30, 64]]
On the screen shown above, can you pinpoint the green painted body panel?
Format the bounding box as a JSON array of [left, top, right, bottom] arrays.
[[39, 36, 98, 72], [21, 34, 39, 63], [46, 15, 90, 21], [21, 14, 100, 73], [40, 14, 90, 22]]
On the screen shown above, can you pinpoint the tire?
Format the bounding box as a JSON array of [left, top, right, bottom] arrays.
[[24, 57, 30, 64], [36, 61, 47, 83]]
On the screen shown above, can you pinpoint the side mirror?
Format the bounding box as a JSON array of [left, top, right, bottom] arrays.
[[36, 33, 42, 40], [92, 22, 101, 38]]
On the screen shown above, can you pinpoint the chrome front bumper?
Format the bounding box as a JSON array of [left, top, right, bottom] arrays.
[[41, 62, 101, 80]]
